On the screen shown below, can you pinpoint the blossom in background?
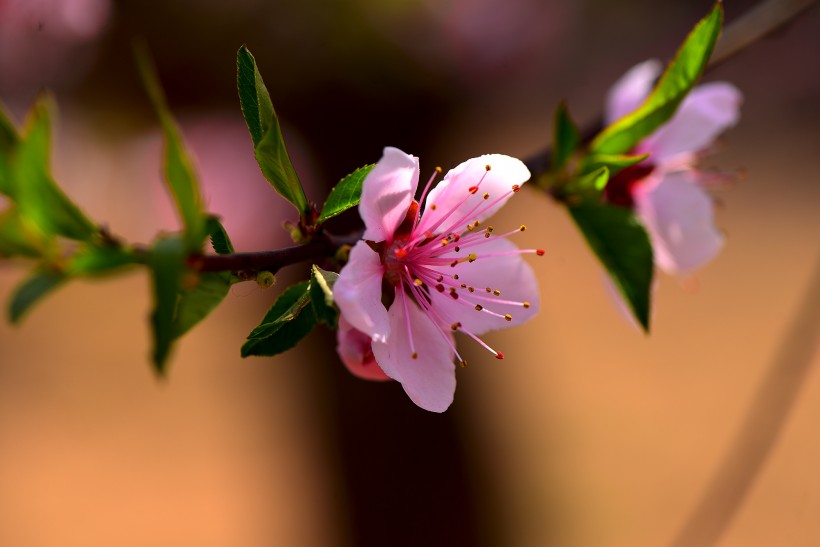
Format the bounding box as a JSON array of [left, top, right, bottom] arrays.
[[603, 59, 742, 276], [334, 147, 541, 412]]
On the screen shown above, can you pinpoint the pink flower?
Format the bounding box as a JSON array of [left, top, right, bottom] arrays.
[[334, 147, 541, 412], [603, 59, 742, 275]]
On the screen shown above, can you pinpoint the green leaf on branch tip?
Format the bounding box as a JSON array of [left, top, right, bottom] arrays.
[[147, 236, 186, 375], [0, 208, 54, 258], [8, 269, 65, 323], [310, 264, 340, 328], [317, 164, 374, 223], [241, 280, 316, 357], [581, 152, 650, 178], [552, 101, 580, 172], [590, 1, 723, 156], [67, 245, 137, 276], [10, 95, 96, 241], [562, 167, 610, 200], [237, 46, 310, 217], [206, 216, 235, 255], [173, 272, 231, 338], [134, 43, 207, 250], [568, 201, 654, 331]]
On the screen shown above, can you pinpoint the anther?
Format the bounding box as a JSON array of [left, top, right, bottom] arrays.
[[468, 186, 478, 194], [475, 304, 483, 311], [523, 301, 531, 309], [430, 204, 437, 210], [435, 284, 445, 292], [493, 289, 501, 296], [460, 283, 467, 288], [437, 275, 444, 282], [468, 287, 475, 293], [512, 185, 520, 192], [454, 246, 460, 252], [536, 249, 545, 256], [412, 352, 419, 359], [504, 314, 512, 322], [485, 164, 491, 171], [452, 274, 459, 280], [449, 288, 459, 300], [435, 166, 442, 174], [460, 360, 468, 368], [485, 287, 492, 293], [467, 253, 477, 262], [413, 278, 424, 286], [483, 193, 489, 200], [451, 322, 462, 331], [450, 260, 459, 267], [495, 352, 505, 360], [519, 225, 527, 231]]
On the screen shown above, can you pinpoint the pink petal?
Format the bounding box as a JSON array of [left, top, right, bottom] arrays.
[[417, 154, 530, 235], [640, 82, 742, 164], [634, 170, 724, 275], [334, 241, 390, 342], [427, 237, 540, 336], [336, 316, 390, 381], [605, 59, 663, 125], [371, 294, 456, 413], [360, 147, 419, 242]]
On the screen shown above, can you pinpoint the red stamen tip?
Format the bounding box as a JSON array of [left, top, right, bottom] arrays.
[[495, 352, 504, 360], [536, 249, 545, 256], [512, 185, 520, 192], [468, 186, 478, 194]]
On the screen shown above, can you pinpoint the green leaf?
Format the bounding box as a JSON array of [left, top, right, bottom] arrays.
[[581, 152, 650, 178], [317, 164, 375, 223], [237, 46, 309, 217], [562, 167, 610, 200], [8, 269, 65, 323], [310, 264, 340, 327], [11, 95, 97, 240], [67, 245, 137, 276], [147, 236, 186, 375], [0, 208, 53, 258], [135, 43, 206, 249], [0, 101, 19, 195], [173, 272, 231, 338], [590, 2, 723, 155], [552, 101, 580, 171], [241, 280, 316, 357], [568, 201, 654, 331], [206, 216, 235, 255]]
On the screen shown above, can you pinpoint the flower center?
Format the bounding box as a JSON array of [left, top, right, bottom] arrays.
[[603, 162, 655, 208], [379, 164, 543, 366]]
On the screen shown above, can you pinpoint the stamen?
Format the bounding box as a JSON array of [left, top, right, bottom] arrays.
[[504, 314, 512, 321], [398, 286, 417, 360], [418, 166, 442, 212]]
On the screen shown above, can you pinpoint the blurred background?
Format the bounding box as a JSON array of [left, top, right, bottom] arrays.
[[1, 0, 819, 545]]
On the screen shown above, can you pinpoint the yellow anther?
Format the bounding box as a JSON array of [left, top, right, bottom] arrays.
[[504, 314, 512, 322], [475, 304, 483, 311], [523, 301, 531, 309], [493, 289, 501, 296]]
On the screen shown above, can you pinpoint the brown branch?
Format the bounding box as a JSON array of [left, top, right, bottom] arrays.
[[191, 236, 337, 275]]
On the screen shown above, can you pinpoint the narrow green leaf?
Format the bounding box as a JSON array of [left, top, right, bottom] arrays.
[[147, 236, 186, 375], [8, 269, 65, 323], [0, 208, 53, 258], [135, 43, 206, 249], [206, 216, 235, 255], [552, 101, 580, 171], [310, 264, 340, 327], [562, 167, 610, 199], [241, 280, 316, 357], [12, 95, 97, 240], [591, 2, 724, 155], [173, 272, 231, 338], [317, 164, 375, 223], [568, 202, 654, 331], [67, 245, 137, 276], [581, 152, 650, 178], [237, 46, 309, 216]]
